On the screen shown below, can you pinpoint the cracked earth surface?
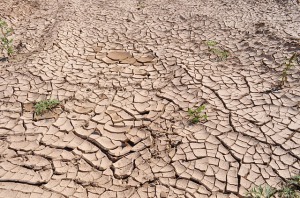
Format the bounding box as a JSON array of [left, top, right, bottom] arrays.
[[0, 0, 300, 197]]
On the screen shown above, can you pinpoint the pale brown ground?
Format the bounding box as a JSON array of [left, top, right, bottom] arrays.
[[0, 0, 300, 197]]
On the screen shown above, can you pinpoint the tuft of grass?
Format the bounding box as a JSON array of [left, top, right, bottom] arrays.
[[205, 40, 229, 61], [34, 99, 60, 116], [188, 105, 207, 124], [280, 53, 299, 87], [0, 19, 14, 57]]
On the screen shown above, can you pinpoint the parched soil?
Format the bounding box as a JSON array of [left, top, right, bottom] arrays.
[[0, 0, 300, 197]]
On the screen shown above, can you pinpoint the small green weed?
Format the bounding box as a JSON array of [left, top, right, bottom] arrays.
[[210, 48, 229, 61], [280, 53, 299, 87], [206, 40, 218, 47], [0, 19, 14, 57], [137, 0, 145, 10], [205, 40, 229, 61], [246, 175, 300, 198], [288, 175, 300, 187], [34, 99, 60, 115], [188, 105, 207, 124], [246, 186, 276, 198], [279, 186, 298, 198]]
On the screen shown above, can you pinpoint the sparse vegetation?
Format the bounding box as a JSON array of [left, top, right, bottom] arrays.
[[0, 19, 14, 57], [34, 99, 60, 115], [210, 48, 229, 61], [205, 40, 229, 61], [279, 186, 298, 198], [206, 40, 218, 47], [188, 105, 207, 124], [246, 186, 276, 198], [137, 0, 146, 10], [246, 175, 300, 198], [280, 53, 299, 87]]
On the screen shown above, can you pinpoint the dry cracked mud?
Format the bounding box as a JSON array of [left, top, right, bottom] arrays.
[[0, 0, 300, 197]]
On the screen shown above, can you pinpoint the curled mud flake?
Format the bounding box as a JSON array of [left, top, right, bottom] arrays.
[[107, 51, 132, 61]]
